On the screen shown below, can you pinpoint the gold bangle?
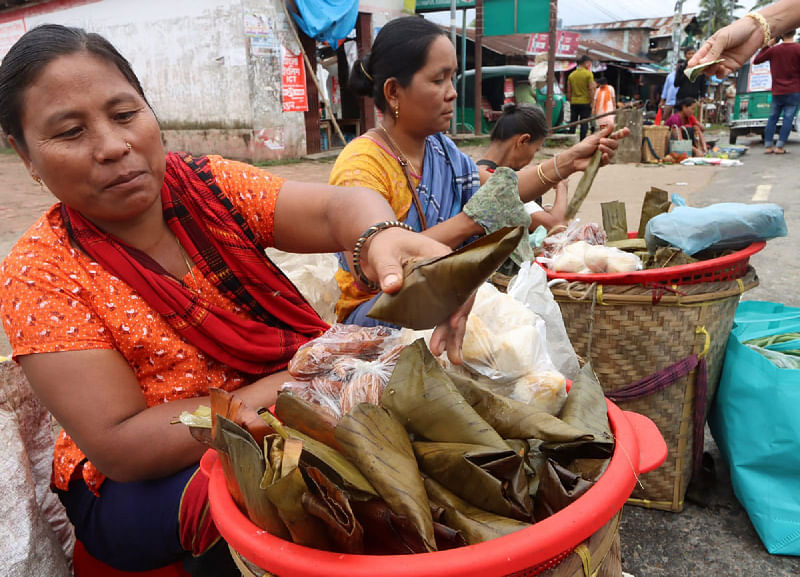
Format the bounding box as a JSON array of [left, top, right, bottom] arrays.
[[352, 220, 414, 291], [746, 12, 771, 49], [536, 163, 558, 187]]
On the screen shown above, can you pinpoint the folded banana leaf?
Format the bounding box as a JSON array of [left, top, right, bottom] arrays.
[[424, 477, 530, 545], [263, 465, 333, 550], [217, 416, 290, 540], [335, 402, 437, 552], [381, 340, 509, 450], [276, 393, 342, 451], [302, 466, 365, 554], [178, 404, 213, 446], [566, 456, 611, 481], [283, 426, 377, 498], [533, 459, 595, 521], [351, 499, 467, 554], [210, 387, 273, 447], [541, 363, 614, 459], [367, 226, 524, 329], [447, 371, 593, 443], [413, 442, 533, 522]]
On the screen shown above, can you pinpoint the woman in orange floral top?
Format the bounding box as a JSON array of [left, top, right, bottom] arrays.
[[0, 25, 469, 574]]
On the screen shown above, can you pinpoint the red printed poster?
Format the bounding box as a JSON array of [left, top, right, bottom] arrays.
[[281, 47, 308, 112], [527, 31, 580, 58]]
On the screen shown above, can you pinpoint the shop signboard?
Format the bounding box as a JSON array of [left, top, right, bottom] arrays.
[[526, 31, 580, 58]]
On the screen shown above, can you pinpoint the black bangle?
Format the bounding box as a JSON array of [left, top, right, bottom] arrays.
[[352, 220, 415, 291]]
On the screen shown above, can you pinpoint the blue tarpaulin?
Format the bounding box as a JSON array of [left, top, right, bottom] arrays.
[[289, 0, 358, 47]]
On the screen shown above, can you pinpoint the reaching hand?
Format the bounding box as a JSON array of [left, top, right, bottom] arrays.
[[570, 124, 630, 171], [360, 227, 471, 364], [688, 16, 765, 77]]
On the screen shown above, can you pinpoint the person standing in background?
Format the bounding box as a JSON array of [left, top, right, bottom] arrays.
[[675, 48, 708, 101], [753, 30, 800, 154], [593, 77, 616, 129], [724, 81, 737, 122], [659, 59, 683, 119], [567, 55, 596, 140]]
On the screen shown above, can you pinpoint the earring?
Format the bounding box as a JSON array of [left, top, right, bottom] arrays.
[[393, 105, 399, 119], [125, 140, 132, 151], [32, 175, 43, 190]]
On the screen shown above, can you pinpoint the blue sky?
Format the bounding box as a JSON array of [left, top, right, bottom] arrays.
[[425, 0, 759, 27]]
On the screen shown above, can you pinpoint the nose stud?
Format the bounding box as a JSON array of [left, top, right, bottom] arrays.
[[125, 141, 132, 151]]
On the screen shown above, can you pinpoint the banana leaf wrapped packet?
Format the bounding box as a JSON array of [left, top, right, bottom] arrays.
[[368, 226, 525, 329]]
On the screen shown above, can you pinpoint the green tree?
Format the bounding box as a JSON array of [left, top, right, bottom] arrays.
[[751, 0, 773, 8], [698, 0, 745, 37]]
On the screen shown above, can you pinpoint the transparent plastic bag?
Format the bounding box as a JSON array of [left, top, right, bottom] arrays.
[[461, 283, 567, 415], [283, 325, 404, 419], [507, 262, 580, 380], [264, 249, 340, 324]]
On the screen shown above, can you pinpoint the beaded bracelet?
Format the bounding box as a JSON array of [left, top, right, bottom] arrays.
[[352, 220, 415, 291], [552, 153, 565, 181], [537, 163, 558, 187], [746, 12, 771, 49]]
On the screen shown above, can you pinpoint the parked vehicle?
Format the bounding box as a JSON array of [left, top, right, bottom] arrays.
[[728, 59, 797, 144], [456, 65, 565, 133]]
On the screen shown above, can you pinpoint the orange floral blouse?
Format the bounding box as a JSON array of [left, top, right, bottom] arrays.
[[0, 156, 283, 494]]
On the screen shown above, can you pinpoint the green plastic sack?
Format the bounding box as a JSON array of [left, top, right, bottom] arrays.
[[709, 301, 800, 556]]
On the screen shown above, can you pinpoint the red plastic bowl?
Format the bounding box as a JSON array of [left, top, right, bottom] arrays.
[[202, 401, 666, 577], [543, 241, 764, 286]]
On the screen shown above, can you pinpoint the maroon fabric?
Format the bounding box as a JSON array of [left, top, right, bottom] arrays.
[[754, 43, 800, 95], [62, 152, 328, 375], [606, 354, 708, 480]]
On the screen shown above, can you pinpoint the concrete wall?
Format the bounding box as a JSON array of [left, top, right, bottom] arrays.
[[18, 0, 306, 160]]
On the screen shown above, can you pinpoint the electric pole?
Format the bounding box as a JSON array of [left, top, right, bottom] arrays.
[[671, 0, 685, 69]]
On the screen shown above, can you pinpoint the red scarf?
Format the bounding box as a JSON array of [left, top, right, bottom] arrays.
[[63, 152, 328, 375]]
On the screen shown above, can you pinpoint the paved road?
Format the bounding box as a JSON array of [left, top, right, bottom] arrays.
[[618, 134, 800, 577]]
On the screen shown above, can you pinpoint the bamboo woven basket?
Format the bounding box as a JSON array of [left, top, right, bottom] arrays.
[[230, 512, 623, 577], [641, 125, 670, 163], [549, 268, 758, 512]]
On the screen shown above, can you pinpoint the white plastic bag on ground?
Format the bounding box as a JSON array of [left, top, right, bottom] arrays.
[[0, 360, 73, 577], [507, 262, 580, 380], [461, 283, 567, 415], [265, 249, 340, 324]]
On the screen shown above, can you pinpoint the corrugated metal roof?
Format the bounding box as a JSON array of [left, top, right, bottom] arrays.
[[565, 13, 697, 38], [453, 28, 651, 64]]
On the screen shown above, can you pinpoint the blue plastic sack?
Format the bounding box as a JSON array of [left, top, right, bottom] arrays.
[[290, 0, 358, 47], [644, 202, 787, 255], [709, 301, 800, 556]]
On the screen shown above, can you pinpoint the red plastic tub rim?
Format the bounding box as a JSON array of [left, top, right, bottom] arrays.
[[542, 240, 765, 286], [203, 401, 666, 577]]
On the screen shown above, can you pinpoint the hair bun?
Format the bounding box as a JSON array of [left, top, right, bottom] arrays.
[[501, 102, 517, 114]]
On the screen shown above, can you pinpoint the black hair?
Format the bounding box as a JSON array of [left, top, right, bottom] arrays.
[[577, 55, 591, 65], [0, 24, 148, 151], [348, 16, 447, 111], [597, 77, 609, 85], [489, 102, 548, 142], [678, 96, 697, 109], [683, 46, 696, 55]]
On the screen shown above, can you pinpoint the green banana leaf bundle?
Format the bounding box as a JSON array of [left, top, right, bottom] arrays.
[[367, 226, 524, 329], [185, 341, 615, 556]]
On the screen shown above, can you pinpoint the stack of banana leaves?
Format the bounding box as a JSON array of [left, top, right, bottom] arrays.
[[181, 339, 614, 555]]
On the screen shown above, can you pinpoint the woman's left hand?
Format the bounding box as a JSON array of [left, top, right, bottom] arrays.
[[569, 124, 630, 171], [360, 227, 471, 364]]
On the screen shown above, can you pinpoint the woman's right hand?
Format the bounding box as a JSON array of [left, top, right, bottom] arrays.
[[688, 14, 767, 77]]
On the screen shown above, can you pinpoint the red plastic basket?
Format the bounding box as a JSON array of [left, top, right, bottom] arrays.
[[544, 241, 764, 286], [202, 401, 666, 577]]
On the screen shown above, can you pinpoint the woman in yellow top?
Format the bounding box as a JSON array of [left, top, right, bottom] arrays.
[[330, 16, 628, 326]]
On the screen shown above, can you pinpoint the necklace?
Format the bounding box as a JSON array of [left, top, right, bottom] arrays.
[[379, 124, 419, 175], [174, 236, 197, 283]]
